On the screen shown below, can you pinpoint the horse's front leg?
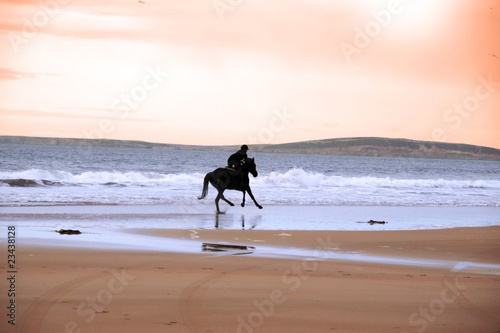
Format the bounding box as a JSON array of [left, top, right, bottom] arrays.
[[241, 191, 246, 207], [245, 187, 262, 209]]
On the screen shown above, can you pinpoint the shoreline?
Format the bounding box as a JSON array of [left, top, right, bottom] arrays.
[[2, 226, 499, 332], [11, 223, 500, 265], [143, 226, 500, 264], [3, 204, 500, 231]]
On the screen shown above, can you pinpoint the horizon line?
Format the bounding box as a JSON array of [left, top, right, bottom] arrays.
[[2, 134, 500, 151]]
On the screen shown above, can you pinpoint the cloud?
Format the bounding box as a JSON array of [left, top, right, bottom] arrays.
[[0, 0, 40, 5], [0, 0, 352, 65], [0, 108, 154, 122], [2, 0, 491, 86], [57, 106, 136, 113], [0, 67, 37, 80], [0, 67, 57, 80]]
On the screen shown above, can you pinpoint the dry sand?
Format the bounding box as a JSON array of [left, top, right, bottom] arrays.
[[2, 226, 500, 333]]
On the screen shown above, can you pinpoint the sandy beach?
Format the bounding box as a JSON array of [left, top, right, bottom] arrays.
[[2, 226, 499, 333], [2, 0, 500, 330]]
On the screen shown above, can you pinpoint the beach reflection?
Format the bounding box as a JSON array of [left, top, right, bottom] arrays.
[[214, 213, 261, 230]]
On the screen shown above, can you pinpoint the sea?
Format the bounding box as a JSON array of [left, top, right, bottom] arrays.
[[1, 143, 500, 207], [1, 143, 500, 231]]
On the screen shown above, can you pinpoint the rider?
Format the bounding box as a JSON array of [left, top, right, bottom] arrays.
[[227, 144, 249, 172]]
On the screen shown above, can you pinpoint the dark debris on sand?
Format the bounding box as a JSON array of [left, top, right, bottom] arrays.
[[56, 229, 82, 235], [357, 220, 388, 225]]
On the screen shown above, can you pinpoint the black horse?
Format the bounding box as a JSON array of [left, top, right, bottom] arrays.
[[198, 158, 263, 213]]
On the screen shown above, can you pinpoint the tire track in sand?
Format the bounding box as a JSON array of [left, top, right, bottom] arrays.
[[442, 248, 500, 329], [17, 253, 214, 332], [17, 270, 111, 333], [179, 260, 273, 333]]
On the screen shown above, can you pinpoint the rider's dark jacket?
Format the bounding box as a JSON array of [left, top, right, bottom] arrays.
[[227, 149, 247, 170]]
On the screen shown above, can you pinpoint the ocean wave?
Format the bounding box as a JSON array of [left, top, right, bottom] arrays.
[[0, 169, 203, 187], [0, 178, 63, 187], [1, 168, 499, 191], [1, 168, 499, 207], [253, 168, 500, 190]]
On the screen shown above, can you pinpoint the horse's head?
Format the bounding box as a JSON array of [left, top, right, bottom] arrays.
[[244, 158, 258, 178]]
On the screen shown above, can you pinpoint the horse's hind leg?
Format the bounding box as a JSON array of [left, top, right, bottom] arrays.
[[215, 190, 233, 213], [221, 194, 234, 207], [215, 194, 221, 213]]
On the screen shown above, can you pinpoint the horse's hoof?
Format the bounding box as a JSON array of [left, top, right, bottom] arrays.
[[229, 203, 234, 207], [241, 203, 245, 207], [258, 205, 263, 209]]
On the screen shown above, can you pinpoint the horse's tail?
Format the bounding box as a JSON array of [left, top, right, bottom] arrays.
[[198, 172, 211, 200]]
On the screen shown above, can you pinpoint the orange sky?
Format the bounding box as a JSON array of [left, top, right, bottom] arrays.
[[1, 0, 499, 148]]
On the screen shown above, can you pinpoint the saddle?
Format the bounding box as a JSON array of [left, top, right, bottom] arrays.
[[219, 167, 248, 185]]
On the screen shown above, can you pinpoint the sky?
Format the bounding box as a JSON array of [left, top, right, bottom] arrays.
[[0, 0, 499, 148]]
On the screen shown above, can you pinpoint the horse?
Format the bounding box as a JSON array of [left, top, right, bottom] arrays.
[[198, 158, 263, 213]]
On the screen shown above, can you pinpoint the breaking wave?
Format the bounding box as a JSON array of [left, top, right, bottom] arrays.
[[0, 169, 202, 187], [254, 168, 498, 190], [1, 168, 499, 207], [0, 168, 498, 191]]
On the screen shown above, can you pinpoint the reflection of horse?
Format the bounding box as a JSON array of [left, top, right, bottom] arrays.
[[214, 214, 260, 230], [198, 158, 263, 213]]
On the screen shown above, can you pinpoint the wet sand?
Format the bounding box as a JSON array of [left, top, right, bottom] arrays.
[[3, 204, 500, 231], [1, 226, 499, 333]]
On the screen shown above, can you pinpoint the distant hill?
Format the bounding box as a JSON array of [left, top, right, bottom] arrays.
[[0, 136, 195, 149], [1, 136, 500, 160], [250, 137, 500, 160]]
